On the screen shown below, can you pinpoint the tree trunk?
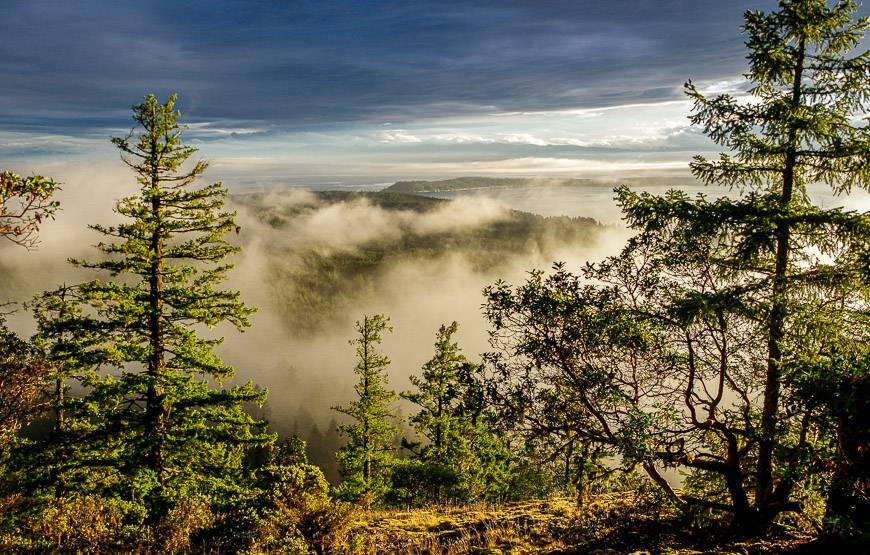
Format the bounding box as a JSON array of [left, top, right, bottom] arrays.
[[756, 36, 804, 514], [145, 119, 168, 512]]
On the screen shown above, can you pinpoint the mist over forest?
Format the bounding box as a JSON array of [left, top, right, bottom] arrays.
[[4, 163, 866, 489], [0, 161, 639, 476], [2, 1, 868, 553]]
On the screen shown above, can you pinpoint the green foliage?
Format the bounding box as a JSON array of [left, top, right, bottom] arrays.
[[0, 320, 50, 450], [206, 438, 354, 554], [0, 170, 60, 249], [1, 494, 146, 553], [400, 322, 512, 505], [333, 315, 399, 505], [403, 322, 470, 464], [788, 342, 870, 545], [16, 94, 273, 523], [483, 0, 869, 533], [630, 0, 869, 530]]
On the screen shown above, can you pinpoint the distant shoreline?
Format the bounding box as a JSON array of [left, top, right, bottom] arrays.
[[383, 176, 701, 194]]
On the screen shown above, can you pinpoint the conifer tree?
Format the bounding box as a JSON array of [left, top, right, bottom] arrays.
[[20, 285, 102, 496], [616, 0, 868, 529], [403, 322, 467, 464], [333, 314, 398, 505], [43, 94, 272, 517], [484, 0, 867, 533], [402, 322, 512, 503]]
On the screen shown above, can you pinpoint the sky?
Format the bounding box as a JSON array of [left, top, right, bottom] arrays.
[[2, 0, 853, 187]]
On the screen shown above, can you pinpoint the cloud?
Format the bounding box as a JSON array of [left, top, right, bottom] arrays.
[[376, 130, 424, 143], [0, 1, 777, 142]]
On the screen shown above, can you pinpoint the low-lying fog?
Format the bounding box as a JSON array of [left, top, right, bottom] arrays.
[[2, 160, 867, 476]]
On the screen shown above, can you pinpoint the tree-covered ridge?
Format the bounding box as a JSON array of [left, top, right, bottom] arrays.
[[232, 190, 604, 333], [234, 190, 451, 219]]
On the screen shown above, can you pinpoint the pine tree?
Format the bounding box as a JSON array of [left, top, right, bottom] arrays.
[[403, 322, 467, 464], [483, 0, 867, 533], [616, 0, 868, 529], [402, 322, 512, 503], [42, 94, 272, 517], [333, 314, 398, 505], [21, 285, 103, 497]]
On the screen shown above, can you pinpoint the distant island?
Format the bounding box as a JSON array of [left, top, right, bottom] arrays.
[[384, 175, 701, 193]]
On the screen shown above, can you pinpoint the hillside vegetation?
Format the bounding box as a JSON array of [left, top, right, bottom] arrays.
[[346, 493, 813, 554], [231, 190, 603, 333]]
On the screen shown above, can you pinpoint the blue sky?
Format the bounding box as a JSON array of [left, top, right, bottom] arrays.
[[2, 0, 838, 186]]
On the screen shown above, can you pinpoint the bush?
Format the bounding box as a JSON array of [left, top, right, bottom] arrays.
[[386, 459, 462, 506], [28, 495, 144, 553], [156, 497, 215, 553], [209, 438, 355, 554]]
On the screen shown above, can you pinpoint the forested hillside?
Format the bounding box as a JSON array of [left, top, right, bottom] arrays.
[[231, 190, 602, 333]]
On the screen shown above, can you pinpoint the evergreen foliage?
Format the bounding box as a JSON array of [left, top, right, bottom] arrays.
[[400, 322, 511, 504], [403, 322, 468, 464], [333, 314, 399, 505], [484, 0, 868, 534], [624, 0, 869, 532], [25, 94, 273, 520]]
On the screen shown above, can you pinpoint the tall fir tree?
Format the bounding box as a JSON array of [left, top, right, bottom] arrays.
[[333, 314, 398, 505], [616, 0, 868, 530], [37, 94, 272, 517]]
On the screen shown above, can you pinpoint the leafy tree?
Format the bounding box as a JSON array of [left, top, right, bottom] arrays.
[[30, 94, 272, 520], [0, 321, 50, 450], [333, 314, 399, 505], [0, 170, 59, 249], [0, 169, 59, 448], [485, 0, 868, 533]]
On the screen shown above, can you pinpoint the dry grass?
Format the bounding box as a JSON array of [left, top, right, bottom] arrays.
[[341, 493, 817, 555]]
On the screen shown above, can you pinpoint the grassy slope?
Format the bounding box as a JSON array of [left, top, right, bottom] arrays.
[[346, 493, 814, 554]]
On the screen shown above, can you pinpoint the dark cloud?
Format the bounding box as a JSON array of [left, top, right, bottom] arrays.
[[1, 0, 780, 136]]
